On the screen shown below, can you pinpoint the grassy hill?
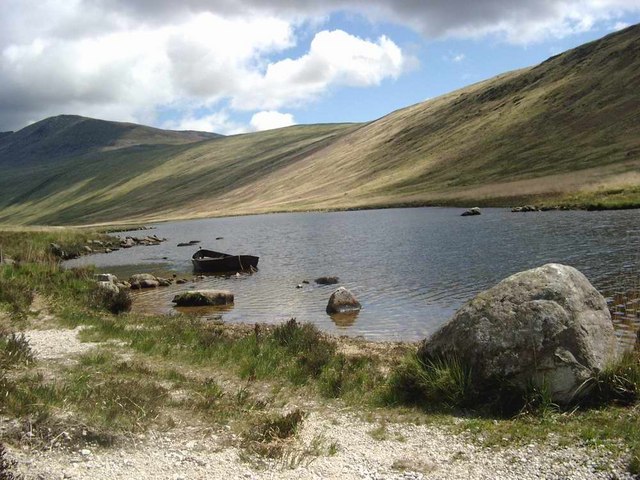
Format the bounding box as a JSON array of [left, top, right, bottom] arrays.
[[0, 115, 220, 167], [1, 25, 639, 225]]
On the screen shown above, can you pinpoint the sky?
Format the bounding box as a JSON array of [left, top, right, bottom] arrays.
[[1, 0, 640, 134]]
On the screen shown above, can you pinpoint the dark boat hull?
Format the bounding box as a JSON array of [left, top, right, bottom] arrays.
[[192, 254, 259, 273]]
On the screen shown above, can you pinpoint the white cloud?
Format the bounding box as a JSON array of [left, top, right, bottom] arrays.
[[613, 21, 631, 30], [452, 53, 466, 62], [250, 111, 296, 131], [0, 3, 408, 131], [1, 0, 639, 131], [233, 30, 406, 110], [164, 111, 247, 135]]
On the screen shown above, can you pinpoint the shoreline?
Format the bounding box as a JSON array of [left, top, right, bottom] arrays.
[[2, 196, 638, 230]]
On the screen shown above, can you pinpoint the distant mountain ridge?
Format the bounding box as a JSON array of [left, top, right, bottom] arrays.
[[0, 115, 220, 166], [0, 24, 638, 225]]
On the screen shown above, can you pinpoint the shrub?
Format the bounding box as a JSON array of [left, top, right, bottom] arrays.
[[271, 319, 336, 382], [242, 409, 306, 458], [0, 333, 35, 369], [91, 287, 132, 315]]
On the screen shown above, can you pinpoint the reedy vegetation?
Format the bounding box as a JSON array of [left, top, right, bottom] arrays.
[[1, 228, 640, 471]]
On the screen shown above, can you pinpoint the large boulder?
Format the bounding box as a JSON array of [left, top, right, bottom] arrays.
[[419, 263, 617, 404], [172, 290, 234, 307], [326, 287, 361, 314]]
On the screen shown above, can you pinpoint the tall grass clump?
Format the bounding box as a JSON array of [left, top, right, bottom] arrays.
[[577, 351, 640, 406], [0, 333, 34, 369], [383, 352, 473, 411]]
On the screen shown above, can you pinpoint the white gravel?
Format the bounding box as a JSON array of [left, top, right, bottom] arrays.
[[8, 410, 632, 480], [24, 327, 98, 361]]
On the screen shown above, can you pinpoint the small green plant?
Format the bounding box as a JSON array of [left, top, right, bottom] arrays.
[[368, 423, 388, 441], [0, 333, 34, 369]]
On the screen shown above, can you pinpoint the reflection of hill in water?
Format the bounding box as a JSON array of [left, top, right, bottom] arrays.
[[329, 311, 360, 328]]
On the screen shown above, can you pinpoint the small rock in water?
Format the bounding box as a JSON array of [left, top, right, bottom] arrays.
[[461, 207, 482, 216], [172, 290, 234, 307], [296, 284, 303, 289], [315, 276, 339, 285], [326, 287, 361, 314]]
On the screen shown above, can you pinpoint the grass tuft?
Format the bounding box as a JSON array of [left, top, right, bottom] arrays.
[[242, 409, 306, 459], [382, 353, 473, 410], [0, 333, 34, 369]]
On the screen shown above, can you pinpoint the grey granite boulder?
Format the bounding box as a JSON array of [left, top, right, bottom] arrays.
[[419, 263, 617, 404], [172, 290, 234, 307], [326, 287, 361, 314]]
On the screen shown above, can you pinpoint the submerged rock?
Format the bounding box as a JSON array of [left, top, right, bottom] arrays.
[[129, 273, 160, 289], [315, 276, 339, 285], [419, 263, 617, 404], [326, 287, 361, 314], [172, 290, 234, 307]]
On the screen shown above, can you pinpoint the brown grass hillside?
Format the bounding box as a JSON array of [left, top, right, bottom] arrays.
[[0, 25, 639, 225]]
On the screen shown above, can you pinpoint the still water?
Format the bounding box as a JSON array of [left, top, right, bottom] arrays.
[[65, 208, 640, 341]]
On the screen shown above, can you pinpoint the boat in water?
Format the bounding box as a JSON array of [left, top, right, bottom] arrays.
[[192, 248, 259, 273]]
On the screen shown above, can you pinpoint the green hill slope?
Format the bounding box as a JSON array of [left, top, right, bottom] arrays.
[[0, 115, 220, 167], [1, 25, 639, 225]]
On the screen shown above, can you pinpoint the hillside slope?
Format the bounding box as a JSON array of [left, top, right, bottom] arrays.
[[0, 115, 220, 167], [0, 25, 639, 225]]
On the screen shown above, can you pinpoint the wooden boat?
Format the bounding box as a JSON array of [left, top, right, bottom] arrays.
[[192, 248, 259, 273]]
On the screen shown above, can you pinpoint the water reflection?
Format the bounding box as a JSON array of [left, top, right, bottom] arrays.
[[329, 311, 360, 329]]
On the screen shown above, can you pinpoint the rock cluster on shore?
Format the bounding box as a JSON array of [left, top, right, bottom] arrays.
[[49, 234, 166, 260]]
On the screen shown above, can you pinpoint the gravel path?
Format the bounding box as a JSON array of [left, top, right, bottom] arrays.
[[24, 327, 98, 361], [4, 327, 633, 479], [8, 409, 632, 480]]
